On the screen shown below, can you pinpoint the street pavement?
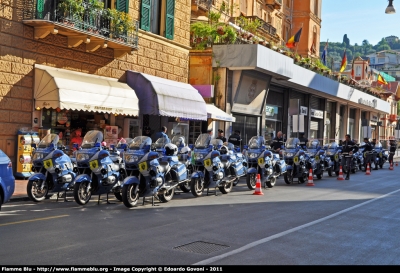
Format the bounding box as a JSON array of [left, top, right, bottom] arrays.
[[10, 155, 400, 202]]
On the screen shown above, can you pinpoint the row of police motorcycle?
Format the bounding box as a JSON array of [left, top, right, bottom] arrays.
[[26, 130, 388, 208]]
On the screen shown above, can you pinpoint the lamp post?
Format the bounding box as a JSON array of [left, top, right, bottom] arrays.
[[386, 0, 396, 14]]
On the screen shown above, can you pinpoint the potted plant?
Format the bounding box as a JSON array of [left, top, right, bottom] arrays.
[[58, 0, 85, 24]]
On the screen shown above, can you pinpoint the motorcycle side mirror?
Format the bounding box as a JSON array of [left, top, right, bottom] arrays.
[[261, 145, 265, 150], [110, 144, 115, 150], [72, 143, 79, 149], [189, 144, 194, 150], [95, 142, 100, 148], [235, 147, 240, 153], [217, 144, 222, 149], [243, 145, 248, 150]]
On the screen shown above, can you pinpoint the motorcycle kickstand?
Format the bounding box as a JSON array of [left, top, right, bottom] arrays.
[[106, 193, 115, 204], [64, 190, 71, 202]]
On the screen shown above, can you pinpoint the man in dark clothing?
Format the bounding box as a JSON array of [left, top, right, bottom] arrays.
[[388, 136, 397, 167], [359, 137, 373, 171], [216, 129, 227, 143], [298, 132, 308, 150], [143, 126, 152, 137], [342, 134, 359, 180], [271, 131, 285, 152], [228, 130, 242, 149]]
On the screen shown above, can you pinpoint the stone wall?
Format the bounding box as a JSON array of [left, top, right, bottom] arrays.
[[0, 0, 192, 163]]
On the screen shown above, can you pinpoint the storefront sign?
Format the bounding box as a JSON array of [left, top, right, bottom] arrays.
[[300, 106, 308, 115], [310, 109, 323, 119], [371, 115, 379, 122], [358, 98, 377, 108]]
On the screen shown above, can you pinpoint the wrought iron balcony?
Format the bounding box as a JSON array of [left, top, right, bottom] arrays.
[[22, 0, 138, 57], [230, 16, 276, 37]]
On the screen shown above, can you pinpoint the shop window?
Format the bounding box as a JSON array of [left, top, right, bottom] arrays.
[[140, 0, 175, 40]]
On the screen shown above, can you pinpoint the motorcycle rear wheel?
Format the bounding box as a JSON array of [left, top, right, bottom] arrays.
[[121, 183, 139, 208], [219, 180, 233, 194], [246, 173, 257, 190], [179, 181, 191, 193], [114, 192, 122, 201], [73, 182, 92, 205], [190, 177, 204, 197], [27, 179, 49, 202], [158, 188, 175, 202]]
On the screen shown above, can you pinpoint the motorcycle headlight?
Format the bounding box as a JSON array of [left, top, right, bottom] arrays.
[[77, 153, 90, 162], [124, 154, 138, 163], [194, 153, 204, 160], [249, 153, 259, 158], [32, 152, 44, 161], [285, 152, 294, 157]]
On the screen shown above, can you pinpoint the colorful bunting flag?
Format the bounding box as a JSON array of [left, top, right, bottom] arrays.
[[377, 73, 388, 85], [321, 41, 328, 66], [339, 49, 347, 73]]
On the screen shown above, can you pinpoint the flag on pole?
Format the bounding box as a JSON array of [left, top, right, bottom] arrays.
[[321, 41, 328, 66], [339, 49, 347, 72], [377, 73, 388, 85], [286, 28, 302, 48]]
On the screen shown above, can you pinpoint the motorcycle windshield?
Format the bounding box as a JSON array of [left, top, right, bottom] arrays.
[[328, 142, 338, 150], [248, 136, 264, 149], [211, 138, 224, 148], [195, 133, 211, 148], [171, 135, 186, 147], [38, 134, 59, 148], [306, 139, 320, 150], [285, 138, 300, 149], [154, 137, 170, 149], [129, 136, 152, 150], [375, 142, 382, 149], [117, 138, 133, 148], [81, 130, 103, 148]]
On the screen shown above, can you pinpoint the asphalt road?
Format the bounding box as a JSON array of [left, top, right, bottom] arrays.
[[1, 162, 400, 266]]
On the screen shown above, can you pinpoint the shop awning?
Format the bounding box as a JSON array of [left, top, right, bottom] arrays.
[[34, 64, 139, 116], [206, 104, 236, 122], [126, 71, 207, 120]]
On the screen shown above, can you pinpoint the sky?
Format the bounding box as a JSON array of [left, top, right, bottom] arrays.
[[320, 0, 400, 46]]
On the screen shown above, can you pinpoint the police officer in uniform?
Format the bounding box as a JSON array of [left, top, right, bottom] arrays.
[[359, 137, 373, 171], [298, 132, 309, 150], [228, 130, 242, 149], [271, 131, 285, 152], [388, 136, 397, 167], [342, 134, 359, 180]]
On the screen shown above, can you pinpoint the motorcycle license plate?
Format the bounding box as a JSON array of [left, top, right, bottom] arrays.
[[89, 160, 98, 170], [334, 154, 339, 161], [379, 152, 382, 157], [204, 158, 212, 167], [315, 155, 320, 161], [43, 159, 53, 169], [258, 157, 264, 164], [138, 162, 148, 172], [293, 156, 299, 163]]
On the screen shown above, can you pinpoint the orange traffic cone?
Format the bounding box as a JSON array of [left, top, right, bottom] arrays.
[[337, 165, 345, 180], [253, 174, 264, 195], [365, 163, 371, 175], [389, 162, 394, 170], [306, 169, 315, 186]]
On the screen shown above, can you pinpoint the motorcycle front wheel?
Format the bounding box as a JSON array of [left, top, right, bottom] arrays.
[[190, 177, 204, 197], [27, 179, 49, 202], [246, 173, 257, 190], [158, 188, 175, 203], [219, 180, 233, 194], [121, 183, 139, 208], [327, 168, 333, 176], [284, 171, 293, 184], [265, 176, 276, 188], [298, 172, 307, 184], [73, 182, 92, 205]]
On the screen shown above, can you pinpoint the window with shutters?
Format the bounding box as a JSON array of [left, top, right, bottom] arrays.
[[140, 0, 175, 39]]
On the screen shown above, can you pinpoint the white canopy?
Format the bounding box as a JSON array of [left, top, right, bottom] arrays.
[[206, 104, 236, 122], [34, 64, 139, 116]]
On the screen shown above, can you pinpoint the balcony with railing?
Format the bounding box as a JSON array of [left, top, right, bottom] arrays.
[[22, 0, 139, 57], [266, 0, 282, 10]]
